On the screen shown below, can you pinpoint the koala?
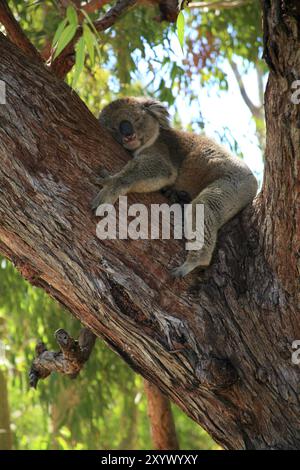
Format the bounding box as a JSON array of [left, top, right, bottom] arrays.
[[92, 97, 258, 278]]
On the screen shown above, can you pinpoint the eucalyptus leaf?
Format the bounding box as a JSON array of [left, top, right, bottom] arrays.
[[176, 11, 185, 50], [83, 24, 95, 66], [53, 24, 77, 59], [73, 36, 85, 87], [52, 18, 67, 47], [66, 5, 78, 26]]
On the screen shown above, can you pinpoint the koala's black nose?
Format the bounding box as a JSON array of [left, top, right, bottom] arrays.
[[119, 120, 134, 137]]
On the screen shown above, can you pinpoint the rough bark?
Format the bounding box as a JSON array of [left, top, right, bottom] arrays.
[[0, 0, 299, 449], [260, 0, 300, 296], [144, 380, 179, 450]]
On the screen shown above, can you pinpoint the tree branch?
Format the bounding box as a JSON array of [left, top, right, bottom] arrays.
[[50, 0, 138, 78], [81, 0, 111, 15], [229, 59, 262, 119], [144, 380, 180, 450], [29, 328, 96, 388], [0, 0, 42, 62], [189, 0, 252, 9]]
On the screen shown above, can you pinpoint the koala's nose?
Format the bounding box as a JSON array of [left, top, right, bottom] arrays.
[[119, 120, 134, 137]]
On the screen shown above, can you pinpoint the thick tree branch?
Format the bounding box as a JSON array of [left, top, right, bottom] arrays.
[[0, 0, 42, 62], [50, 0, 138, 78]]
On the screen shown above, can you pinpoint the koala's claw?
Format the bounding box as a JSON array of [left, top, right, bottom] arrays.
[[91, 193, 101, 211], [95, 169, 111, 186], [171, 260, 203, 278], [170, 266, 186, 279], [95, 176, 108, 186]]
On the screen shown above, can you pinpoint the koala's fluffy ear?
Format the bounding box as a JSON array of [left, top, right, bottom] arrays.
[[143, 99, 170, 129]]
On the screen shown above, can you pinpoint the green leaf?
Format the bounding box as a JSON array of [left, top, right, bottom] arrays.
[[66, 5, 78, 26], [83, 24, 95, 66], [73, 36, 85, 87], [52, 18, 67, 47], [80, 9, 102, 61], [53, 24, 77, 59], [80, 9, 101, 40], [176, 11, 185, 50]]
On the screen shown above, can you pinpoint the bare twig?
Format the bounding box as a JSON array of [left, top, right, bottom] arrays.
[[230, 59, 265, 149], [29, 328, 96, 388], [189, 0, 252, 9], [50, 0, 137, 78], [0, 0, 42, 62], [229, 59, 262, 119]]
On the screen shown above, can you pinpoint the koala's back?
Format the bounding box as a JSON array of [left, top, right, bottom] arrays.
[[159, 129, 254, 199]]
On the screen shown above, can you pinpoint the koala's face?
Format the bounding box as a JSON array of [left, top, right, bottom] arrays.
[[99, 97, 170, 152]]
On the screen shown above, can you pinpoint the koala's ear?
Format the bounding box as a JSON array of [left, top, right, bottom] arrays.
[[143, 99, 170, 129]]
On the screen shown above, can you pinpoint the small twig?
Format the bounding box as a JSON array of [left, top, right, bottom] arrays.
[[29, 327, 96, 388], [0, 0, 43, 62], [189, 0, 252, 9], [229, 59, 262, 119]]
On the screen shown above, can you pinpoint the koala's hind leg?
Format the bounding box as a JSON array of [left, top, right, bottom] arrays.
[[171, 176, 252, 278]]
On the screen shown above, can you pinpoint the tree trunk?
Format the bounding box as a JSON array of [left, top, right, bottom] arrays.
[[144, 380, 179, 450], [0, 0, 299, 448]]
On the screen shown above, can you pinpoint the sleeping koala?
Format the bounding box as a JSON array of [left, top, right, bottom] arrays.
[[92, 97, 257, 277]]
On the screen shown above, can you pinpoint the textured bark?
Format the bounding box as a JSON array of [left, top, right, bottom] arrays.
[[144, 380, 179, 450], [260, 0, 300, 296], [0, 0, 300, 449]]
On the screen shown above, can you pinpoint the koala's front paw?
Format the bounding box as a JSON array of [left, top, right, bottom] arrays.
[[171, 261, 197, 279], [91, 186, 118, 212], [95, 169, 111, 186], [170, 265, 187, 279]]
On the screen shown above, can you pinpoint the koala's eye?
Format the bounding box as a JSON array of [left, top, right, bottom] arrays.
[[119, 120, 134, 137]]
